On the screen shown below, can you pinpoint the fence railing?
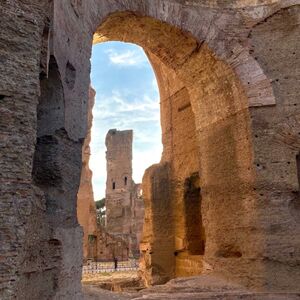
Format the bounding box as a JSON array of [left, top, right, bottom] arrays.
[[82, 260, 139, 274]]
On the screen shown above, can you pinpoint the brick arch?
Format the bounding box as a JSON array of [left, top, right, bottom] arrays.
[[90, 6, 276, 108], [91, 10, 258, 287], [1, 1, 299, 298]]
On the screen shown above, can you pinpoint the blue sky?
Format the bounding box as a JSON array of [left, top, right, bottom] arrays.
[[90, 42, 162, 200]]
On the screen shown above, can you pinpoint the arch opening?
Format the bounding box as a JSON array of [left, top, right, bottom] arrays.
[[77, 41, 163, 282], [30, 10, 256, 295], [84, 11, 254, 287], [2, 2, 300, 299], [29, 7, 259, 298]]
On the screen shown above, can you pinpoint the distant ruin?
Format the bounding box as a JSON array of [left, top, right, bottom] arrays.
[[105, 129, 144, 258], [77, 106, 144, 262]]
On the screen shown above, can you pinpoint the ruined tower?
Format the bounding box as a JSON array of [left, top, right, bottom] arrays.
[[105, 129, 144, 257]]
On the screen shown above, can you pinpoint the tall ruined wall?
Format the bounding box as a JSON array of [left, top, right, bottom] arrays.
[[77, 101, 140, 262], [105, 129, 144, 257], [247, 6, 300, 290], [154, 54, 203, 276], [106, 129, 133, 234], [140, 52, 203, 282], [77, 87, 98, 260], [77, 124, 144, 261], [1, 1, 300, 299], [131, 184, 145, 254], [0, 1, 84, 299]]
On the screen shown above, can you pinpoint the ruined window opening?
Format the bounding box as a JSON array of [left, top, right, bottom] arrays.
[[88, 234, 97, 243], [184, 173, 205, 255], [124, 176, 128, 186], [112, 182, 116, 190]]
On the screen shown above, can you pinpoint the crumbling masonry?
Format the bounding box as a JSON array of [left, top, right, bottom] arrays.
[[77, 125, 144, 262], [0, 1, 300, 299], [105, 129, 144, 258]]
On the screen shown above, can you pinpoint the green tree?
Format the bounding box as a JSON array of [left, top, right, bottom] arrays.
[[95, 198, 106, 226]]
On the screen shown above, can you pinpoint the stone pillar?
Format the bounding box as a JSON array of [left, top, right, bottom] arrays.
[[77, 87, 98, 261]]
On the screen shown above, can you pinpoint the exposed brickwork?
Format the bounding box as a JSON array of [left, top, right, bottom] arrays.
[[0, 1, 299, 299], [105, 129, 144, 258], [77, 95, 143, 263]]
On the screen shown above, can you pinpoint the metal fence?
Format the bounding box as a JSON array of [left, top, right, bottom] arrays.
[[82, 260, 139, 274]]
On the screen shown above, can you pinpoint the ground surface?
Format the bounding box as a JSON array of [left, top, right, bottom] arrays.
[[82, 271, 141, 291], [83, 285, 136, 300], [82, 271, 141, 299], [82, 273, 300, 300]]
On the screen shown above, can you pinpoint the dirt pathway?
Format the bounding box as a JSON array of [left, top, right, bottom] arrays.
[[83, 285, 136, 300]]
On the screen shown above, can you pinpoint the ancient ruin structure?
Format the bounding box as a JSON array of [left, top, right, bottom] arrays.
[[77, 126, 144, 262], [77, 87, 98, 260], [1, 0, 300, 299], [105, 129, 144, 258], [77, 92, 140, 262]]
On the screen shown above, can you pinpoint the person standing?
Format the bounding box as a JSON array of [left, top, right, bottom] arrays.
[[114, 257, 118, 270]]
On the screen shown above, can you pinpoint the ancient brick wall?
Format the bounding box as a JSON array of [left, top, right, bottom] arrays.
[[77, 97, 141, 262], [141, 52, 204, 280], [247, 6, 300, 289], [1, 1, 300, 299], [77, 87, 98, 260], [77, 127, 144, 262], [105, 129, 145, 257], [0, 1, 84, 298]]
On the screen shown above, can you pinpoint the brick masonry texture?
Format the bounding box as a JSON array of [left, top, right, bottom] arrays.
[[0, 0, 299, 299]]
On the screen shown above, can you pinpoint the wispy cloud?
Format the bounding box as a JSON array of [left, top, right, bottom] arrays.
[[90, 42, 162, 199], [93, 90, 160, 123], [106, 49, 147, 67], [90, 90, 162, 199]]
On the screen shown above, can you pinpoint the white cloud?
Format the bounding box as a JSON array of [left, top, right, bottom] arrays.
[[93, 90, 160, 123], [89, 43, 162, 200], [89, 90, 162, 200], [106, 49, 147, 67]]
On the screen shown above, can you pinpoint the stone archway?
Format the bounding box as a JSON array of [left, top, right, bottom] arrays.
[[1, 1, 300, 299], [92, 11, 255, 287]]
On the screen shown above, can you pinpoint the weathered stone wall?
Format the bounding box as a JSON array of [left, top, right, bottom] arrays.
[[77, 87, 98, 260], [1, 1, 84, 299], [140, 162, 174, 286], [94, 228, 129, 262], [105, 129, 145, 257], [143, 52, 204, 280], [106, 129, 133, 234], [132, 184, 144, 253], [247, 6, 300, 290], [77, 101, 139, 262], [1, 0, 300, 299]]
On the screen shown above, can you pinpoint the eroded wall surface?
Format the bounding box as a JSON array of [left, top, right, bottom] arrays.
[[106, 129, 145, 258], [77, 103, 143, 262], [0, 0, 300, 299], [77, 87, 98, 260], [247, 6, 300, 289], [140, 52, 204, 283]]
